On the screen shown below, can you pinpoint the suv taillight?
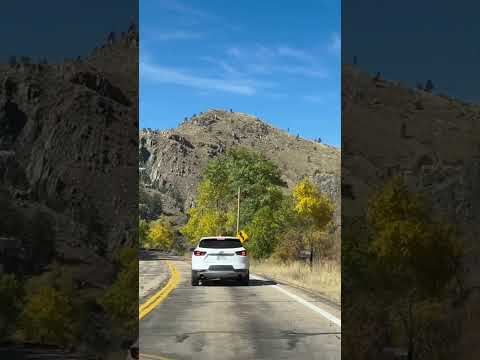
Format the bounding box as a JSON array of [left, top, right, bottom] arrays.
[[236, 250, 247, 256], [193, 250, 206, 256]]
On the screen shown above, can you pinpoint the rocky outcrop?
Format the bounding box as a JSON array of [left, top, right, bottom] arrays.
[[0, 28, 138, 275]]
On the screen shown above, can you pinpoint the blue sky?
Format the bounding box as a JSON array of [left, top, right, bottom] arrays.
[[140, 0, 341, 147], [0, 1, 135, 63], [343, 1, 480, 104]]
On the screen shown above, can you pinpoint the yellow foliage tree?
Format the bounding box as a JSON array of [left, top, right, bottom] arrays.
[[292, 179, 335, 267], [368, 177, 463, 295], [145, 218, 174, 251], [293, 179, 334, 227], [17, 287, 75, 345], [182, 149, 287, 255], [182, 207, 236, 245], [367, 177, 463, 359]]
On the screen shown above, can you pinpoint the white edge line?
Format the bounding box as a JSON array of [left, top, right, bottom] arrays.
[[252, 274, 341, 328]]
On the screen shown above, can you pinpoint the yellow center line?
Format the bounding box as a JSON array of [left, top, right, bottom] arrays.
[[139, 260, 181, 320]]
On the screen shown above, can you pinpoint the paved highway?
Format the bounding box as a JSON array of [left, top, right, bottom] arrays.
[[139, 254, 341, 360]]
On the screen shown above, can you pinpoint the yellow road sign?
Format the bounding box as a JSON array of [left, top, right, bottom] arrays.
[[237, 230, 249, 243]]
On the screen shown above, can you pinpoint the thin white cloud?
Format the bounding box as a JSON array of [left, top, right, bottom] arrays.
[[224, 44, 329, 79], [271, 65, 328, 78], [277, 46, 314, 62], [228, 44, 315, 63], [201, 56, 242, 77], [147, 30, 203, 41], [140, 60, 260, 95], [158, 0, 216, 20], [225, 44, 329, 79]]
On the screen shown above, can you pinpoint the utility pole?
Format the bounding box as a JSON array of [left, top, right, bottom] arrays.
[[236, 186, 241, 234]]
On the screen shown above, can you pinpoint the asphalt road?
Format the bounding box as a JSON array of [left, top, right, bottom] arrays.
[[139, 254, 341, 360]]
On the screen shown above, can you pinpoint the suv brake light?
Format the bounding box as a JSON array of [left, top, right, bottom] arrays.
[[236, 250, 247, 256], [193, 250, 206, 256]]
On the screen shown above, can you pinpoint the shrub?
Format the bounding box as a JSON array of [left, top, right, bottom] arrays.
[[99, 247, 138, 338], [17, 287, 76, 346], [145, 218, 174, 251]]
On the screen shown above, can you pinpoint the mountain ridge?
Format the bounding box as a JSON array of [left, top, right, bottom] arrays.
[[139, 109, 341, 228]]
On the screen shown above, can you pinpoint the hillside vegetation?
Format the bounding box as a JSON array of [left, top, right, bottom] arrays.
[[139, 111, 341, 296], [342, 65, 480, 359], [140, 148, 339, 264]]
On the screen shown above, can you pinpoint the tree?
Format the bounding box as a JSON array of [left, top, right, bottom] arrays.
[[368, 177, 462, 295], [367, 177, 463, 359], [99, 247, 138, 338], [128, 21, 137, 33], [182, 207, 235, 244], [139, 219, 149, 248], [182, 148, 287, 258], [139, 188, 162, 220], [146, 218, 174, 251], [17, 287, 75, 345], [292, 179, 335, 268], [424, 80, 434, 92], [107, 31, 116, 44], [246, 193, 294, 259]]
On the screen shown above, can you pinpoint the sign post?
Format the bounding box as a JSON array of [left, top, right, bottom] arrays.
[[236, 186, 240, 234]]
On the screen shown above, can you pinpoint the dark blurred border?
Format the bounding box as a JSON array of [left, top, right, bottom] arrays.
[[0, 1, 138, 358], [342, 1, 480, 359]]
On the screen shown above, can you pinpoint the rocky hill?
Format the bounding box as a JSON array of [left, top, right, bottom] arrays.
[[0, 29, 138, 283], [342, 65, 480, 275], [139, 110, 340, 226]]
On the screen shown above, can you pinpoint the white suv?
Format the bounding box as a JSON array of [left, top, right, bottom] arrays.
[[191, 236, 249, 286]]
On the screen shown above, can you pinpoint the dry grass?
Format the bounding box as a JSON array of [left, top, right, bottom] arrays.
[[251, 259, 341, 304]]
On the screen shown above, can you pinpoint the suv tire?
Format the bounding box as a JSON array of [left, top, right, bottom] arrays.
[[191, 271, 199, 286], [240, 271, 249, 286]]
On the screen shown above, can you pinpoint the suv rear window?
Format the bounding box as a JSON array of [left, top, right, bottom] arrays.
[[199, 238, 242, 248]]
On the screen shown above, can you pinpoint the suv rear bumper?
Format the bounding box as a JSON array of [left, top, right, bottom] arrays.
[[194, 268, 248, 280]]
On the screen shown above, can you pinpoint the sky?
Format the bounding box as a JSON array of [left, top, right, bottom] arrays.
[[140, 0, 341, 147], [0, 1, 136, 63], [342, 0, 480, 104]]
